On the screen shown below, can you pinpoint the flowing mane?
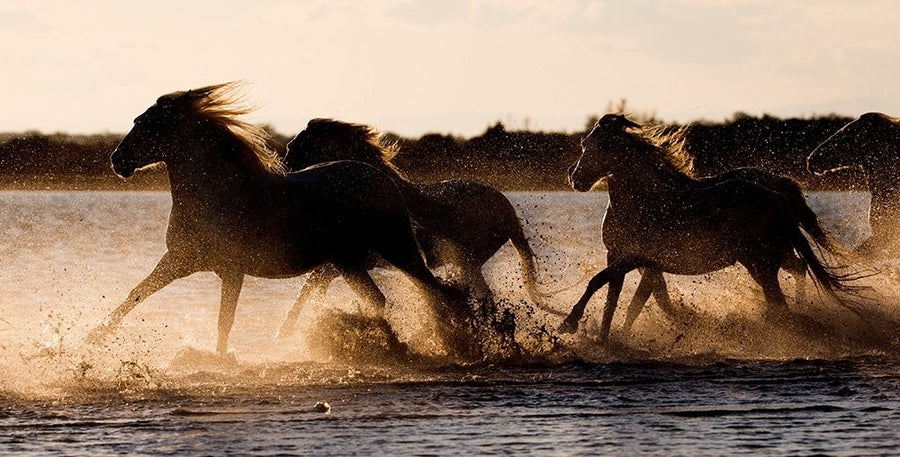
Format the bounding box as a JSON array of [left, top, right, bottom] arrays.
[[628, 122, 695, 177], [161, 82, 285, 175], [304, 118, 405, 177]]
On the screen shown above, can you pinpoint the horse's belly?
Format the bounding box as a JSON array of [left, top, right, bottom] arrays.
[[657, 253, 736, 275], [608, 228, 739, 275]]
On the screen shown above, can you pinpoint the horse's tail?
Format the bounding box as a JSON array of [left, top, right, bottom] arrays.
[[791, 224, 869, 314], [508, 216, 567, 317], [777, 178, 854, 261], [723, 168, 853, 261]]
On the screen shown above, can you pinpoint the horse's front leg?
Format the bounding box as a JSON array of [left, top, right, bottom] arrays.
[[276, 265, 340, 339], [559, 256, 642, 335], [87, 251, 191, 344], [216, 272, 245, 354], [558, 268, 613, 334]]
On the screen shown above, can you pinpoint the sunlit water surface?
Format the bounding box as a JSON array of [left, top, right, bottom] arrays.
[[2, 191, 900, 455]]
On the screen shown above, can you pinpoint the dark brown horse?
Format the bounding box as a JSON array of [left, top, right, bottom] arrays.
[[609, 127, 850, 333], [87, 83, 467, 355], [808, 112, 900, 257], [559, 114, 858, 342], [276, 118, 551, 338]]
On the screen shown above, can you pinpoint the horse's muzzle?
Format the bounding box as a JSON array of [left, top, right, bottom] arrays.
[[567, 170, 594, 192], [111, 160, 136, 178], [570, 179, 594, 192]]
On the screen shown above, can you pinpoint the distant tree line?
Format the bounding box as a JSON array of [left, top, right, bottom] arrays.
[[0, 113, 864, 191]]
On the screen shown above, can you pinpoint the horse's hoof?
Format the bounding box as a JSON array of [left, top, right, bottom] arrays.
[[558, 318, 579, 334]]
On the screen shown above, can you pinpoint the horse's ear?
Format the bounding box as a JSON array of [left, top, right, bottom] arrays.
[[620, 116, 641, 129]]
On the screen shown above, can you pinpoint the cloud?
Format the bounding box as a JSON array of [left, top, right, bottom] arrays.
[[0, 7, 45, 32], [386, 0, 468, 26]]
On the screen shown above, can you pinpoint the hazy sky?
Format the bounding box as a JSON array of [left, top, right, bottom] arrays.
[[2, 0, 899, 136]]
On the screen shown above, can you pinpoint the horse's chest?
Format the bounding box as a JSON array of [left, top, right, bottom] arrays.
[[166, 210, 276, 258]]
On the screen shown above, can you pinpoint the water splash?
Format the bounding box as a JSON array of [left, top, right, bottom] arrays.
[[2, 191, 900, 403]]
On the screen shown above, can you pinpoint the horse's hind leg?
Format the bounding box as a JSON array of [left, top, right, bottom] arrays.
[[377, 228, 481, 358], [336, 266, 413, 351], [782, 253, 807, 304], [622, 269, 656, 334], [623, 268, 679, 333], [276, 265, 340, 338], [465, 265, 495, 317], [377, 226, 465, 309], [336, 266, 387, 311], [743, 261, 790, 317]]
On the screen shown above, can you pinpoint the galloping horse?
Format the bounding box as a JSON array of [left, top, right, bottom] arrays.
[[87, 83, 465, 354], [609, 127, 850, 334], [559, 114, 857, 342], [276, 118, 549, 337], [808, 112, 900, 257]]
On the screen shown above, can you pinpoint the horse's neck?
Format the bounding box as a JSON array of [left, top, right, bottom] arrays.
[[608, 158, 691, 204], [863, 131, 900, 183], [167, 136, 273, 213]]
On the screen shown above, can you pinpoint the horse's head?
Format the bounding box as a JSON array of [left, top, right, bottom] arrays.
[[568, 114, 641, 191], [285, 118, 395, 172], [111, 90, 207, 178], [111, 82, 279, 178], [808, 112, 894, 175]]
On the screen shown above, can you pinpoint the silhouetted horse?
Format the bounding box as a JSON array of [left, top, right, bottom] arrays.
[[808, 112, 900, 257], [87, 83, 467, 355], [607, 127, 850, 334], [276, 118, 549, 337], [559, 114, 858, 342]]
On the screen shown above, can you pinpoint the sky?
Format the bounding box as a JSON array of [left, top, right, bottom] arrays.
[[1, 0, 899, 137]]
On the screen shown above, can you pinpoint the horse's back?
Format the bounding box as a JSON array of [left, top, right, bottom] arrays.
[[415, 179, 519, 252], [279, 160, 416, 260], [704, 167, 801, 195], [698, 178, 792, 222], [605, 177, 794, 273], [286, 160, 406, 212]]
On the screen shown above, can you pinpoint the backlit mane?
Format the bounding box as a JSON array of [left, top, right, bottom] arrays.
[[164, 82, 285, 175], [306, 118, 404, 176], [629, 122, 695, 177]]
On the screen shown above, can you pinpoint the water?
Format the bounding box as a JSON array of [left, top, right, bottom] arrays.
[[2, 190, 900, 455]]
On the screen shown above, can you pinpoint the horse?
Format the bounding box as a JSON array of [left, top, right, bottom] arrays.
[[86, 83, 468, 355], [276, 118, 551, 338], [558, 114, 858, 342], [808, 112, 900, 257], [604, 126, 851, 334]]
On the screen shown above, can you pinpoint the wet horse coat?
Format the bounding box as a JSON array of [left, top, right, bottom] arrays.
[[808, 112, 900, 257], [88, 83, 463, 354], [560, 114, 856, 341], [276, 118, 549, 338]]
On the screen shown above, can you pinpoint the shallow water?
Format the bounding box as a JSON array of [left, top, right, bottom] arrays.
[[2, 190, 900, 455]]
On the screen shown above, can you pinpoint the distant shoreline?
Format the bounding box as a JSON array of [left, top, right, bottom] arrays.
[[0, 175, 868, 193], [0, 174, 168, 191]]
